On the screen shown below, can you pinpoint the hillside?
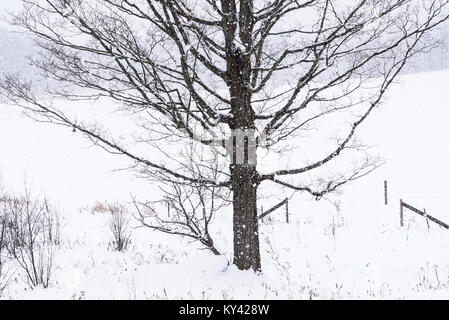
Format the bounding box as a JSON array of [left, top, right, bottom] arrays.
[[0, 69, 449, 299]]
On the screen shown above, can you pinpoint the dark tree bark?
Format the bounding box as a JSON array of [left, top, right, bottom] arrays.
[[222, 0, 261, 270], [231, 164, 260, 270]]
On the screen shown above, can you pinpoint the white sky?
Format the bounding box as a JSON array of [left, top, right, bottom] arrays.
[[0, 0, 22, 10]]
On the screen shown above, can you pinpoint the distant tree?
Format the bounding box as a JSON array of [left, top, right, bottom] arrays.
[[1, 0, 448, 271]]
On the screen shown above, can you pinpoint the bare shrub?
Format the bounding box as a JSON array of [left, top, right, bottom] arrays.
[[91, 201, 110, 214], [107, 204, 131, 252], [2, 190, 60, 288], [135, 152, 229, 256], [44, 200, 62, 246], [0, 205, 12, 296]]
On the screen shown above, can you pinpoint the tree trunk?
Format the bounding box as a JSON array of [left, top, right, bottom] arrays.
[[221, 0, 260, 271], [231, 163, 261, 271], [227, 47, 261, 271]]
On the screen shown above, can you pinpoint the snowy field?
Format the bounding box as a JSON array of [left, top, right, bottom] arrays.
[[1, 69, 449, 299]]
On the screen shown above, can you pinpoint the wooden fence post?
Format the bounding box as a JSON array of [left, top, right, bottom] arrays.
[[399, 199, 404, 227], [424, 208, 430, 230], [285, 200, 289, 224], [384, 180, 388, 205], [402, 201, 449, 229]]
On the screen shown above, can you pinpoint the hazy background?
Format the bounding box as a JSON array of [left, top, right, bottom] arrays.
[[0, 0, 21, 29], [0, 1, 448, 80], [0, 0, 34, 77]]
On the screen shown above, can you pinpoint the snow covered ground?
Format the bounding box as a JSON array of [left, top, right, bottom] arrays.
[[1, 69, 449, 299]]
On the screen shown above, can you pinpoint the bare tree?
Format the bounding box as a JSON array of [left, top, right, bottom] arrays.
[[135, 143, 229, 255], [107, 203, 131, 252], [1, 0, 448, 271], [2, 190, 59, 288], [0, 198, 13, 296]]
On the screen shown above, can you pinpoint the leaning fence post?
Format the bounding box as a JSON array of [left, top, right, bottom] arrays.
[[285, 199, 289, 224], [400, 199, 404, 227], [424, 208, 430, 230], [384, 180, 388, 205]]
